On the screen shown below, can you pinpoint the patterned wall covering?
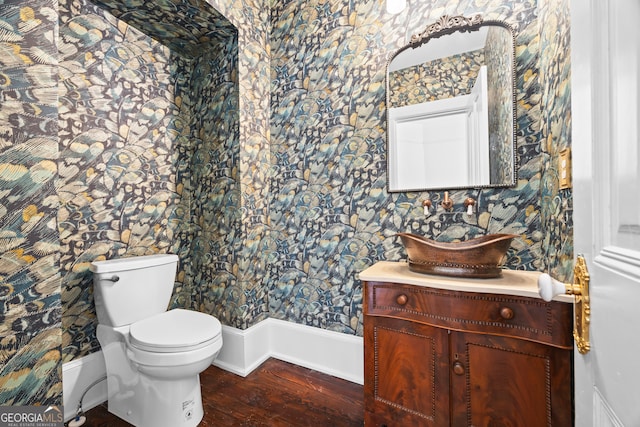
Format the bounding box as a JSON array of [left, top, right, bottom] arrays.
[[188, 42, 244, 326], [219, 0, 271, 331], [0, 0, 572, 408], [388, 50, 484, 108], [79, 0, 269, 331], [89, 0, 236, 59], [539, 0, 573, 281], [57, 0, 243, 364], [0, 0, 62, 405], [269, 0, 573, 335], [58, 0, 190, 362]]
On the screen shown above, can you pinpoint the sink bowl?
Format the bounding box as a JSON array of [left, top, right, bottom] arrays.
[[396, 233, 518, 278]]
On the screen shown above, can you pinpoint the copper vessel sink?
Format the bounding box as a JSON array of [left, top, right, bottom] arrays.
[[396, 233, 518, 278]]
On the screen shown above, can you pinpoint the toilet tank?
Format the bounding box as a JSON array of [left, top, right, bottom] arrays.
[[91, 254, 179, 327]]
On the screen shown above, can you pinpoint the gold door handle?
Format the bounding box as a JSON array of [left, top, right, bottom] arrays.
[[538, 255, 591, 354]]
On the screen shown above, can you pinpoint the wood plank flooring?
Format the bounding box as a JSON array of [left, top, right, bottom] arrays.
[[80, 358, 364, 426]]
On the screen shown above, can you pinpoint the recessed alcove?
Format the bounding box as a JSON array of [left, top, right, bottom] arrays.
[[58, 0, 239, 360]]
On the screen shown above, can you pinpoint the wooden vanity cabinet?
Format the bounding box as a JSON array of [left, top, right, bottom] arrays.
[[364, 280, 574, 427]]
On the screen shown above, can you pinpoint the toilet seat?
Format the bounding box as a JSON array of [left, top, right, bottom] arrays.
[[130, 309, 221, 353]]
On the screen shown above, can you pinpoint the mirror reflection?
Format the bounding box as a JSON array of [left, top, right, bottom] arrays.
[[386, 15, 517, 192]]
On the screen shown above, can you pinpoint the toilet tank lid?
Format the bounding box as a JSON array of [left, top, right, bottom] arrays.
[[90, 254, 179, 273]]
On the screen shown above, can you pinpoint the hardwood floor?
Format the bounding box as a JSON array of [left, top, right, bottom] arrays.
[[79, 358, 364, 426]]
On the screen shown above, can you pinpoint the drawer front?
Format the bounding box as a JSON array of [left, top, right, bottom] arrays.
[[365, 281, 573, 348]]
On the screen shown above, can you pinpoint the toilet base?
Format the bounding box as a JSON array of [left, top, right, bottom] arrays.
[[96, 324, 219, 427], [107, 373, 203, 427]]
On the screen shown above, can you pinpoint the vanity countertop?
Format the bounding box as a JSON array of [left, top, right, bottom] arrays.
[[359, 261, 573, 303]]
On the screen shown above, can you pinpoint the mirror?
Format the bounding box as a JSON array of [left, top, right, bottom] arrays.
[[386, 15, 517, 192]]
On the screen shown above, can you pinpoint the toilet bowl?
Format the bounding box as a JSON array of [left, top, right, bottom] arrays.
[[91, 254, 223, 427]]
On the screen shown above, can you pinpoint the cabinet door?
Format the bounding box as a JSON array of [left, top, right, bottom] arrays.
[[450, 332, 573, 427], [365, 316, 450, 427]]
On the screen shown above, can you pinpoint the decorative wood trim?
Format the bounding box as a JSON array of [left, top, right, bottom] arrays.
[[373, 326, 435, 420], [372, 284, 553, 336], [464, 342, 554, 427]]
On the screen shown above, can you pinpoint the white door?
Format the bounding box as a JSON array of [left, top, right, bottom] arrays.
[[467, 65, 489, 185], [571, 0, 640, 426]]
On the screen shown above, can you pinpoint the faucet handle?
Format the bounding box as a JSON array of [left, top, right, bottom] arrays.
[[463, 197, 475, 215], [422, 199, 432, 216]]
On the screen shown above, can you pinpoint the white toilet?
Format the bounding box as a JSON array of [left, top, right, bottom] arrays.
[[91, 254, 222, 427]]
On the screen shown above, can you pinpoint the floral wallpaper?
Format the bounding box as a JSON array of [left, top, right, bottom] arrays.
[[189, 41, 245, 326], [1, 0, 572, 407], [83, 0, 246, 329], [2, 0, 264, 405], [388, 49, 484, 108], [539, 0, 573, 280], [268, 0, 572, 335], [89, 0, 236, 59], [0, 0, 62, 405], [58, 0, 191, 362]]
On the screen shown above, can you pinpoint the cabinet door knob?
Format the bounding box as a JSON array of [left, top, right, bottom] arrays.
[[453, 361, 465, 375], [500, 307, 515, 320], [396, 294, 408, 305]]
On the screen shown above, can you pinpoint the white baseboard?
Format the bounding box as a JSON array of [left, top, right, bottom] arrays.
[[267, 318, 364, 385], [62, 318, 363, 421], [62, 350, 108, 422], [213, 318, 364, 385], [211, 319, 272, 377]]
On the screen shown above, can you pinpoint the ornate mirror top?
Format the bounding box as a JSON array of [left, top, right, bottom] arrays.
[[410, 14, 484, 47]]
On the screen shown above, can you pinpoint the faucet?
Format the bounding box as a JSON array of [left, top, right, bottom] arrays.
[[441, 191, 453, 210]]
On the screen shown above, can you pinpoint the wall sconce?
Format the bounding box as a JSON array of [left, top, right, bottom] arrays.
[[386, 0, 406, 14]]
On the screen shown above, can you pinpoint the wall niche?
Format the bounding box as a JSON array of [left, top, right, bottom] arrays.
[[58, 0, 239, 363]]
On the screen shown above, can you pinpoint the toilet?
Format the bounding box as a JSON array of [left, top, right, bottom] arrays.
[[91, 254, 222, 427]]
